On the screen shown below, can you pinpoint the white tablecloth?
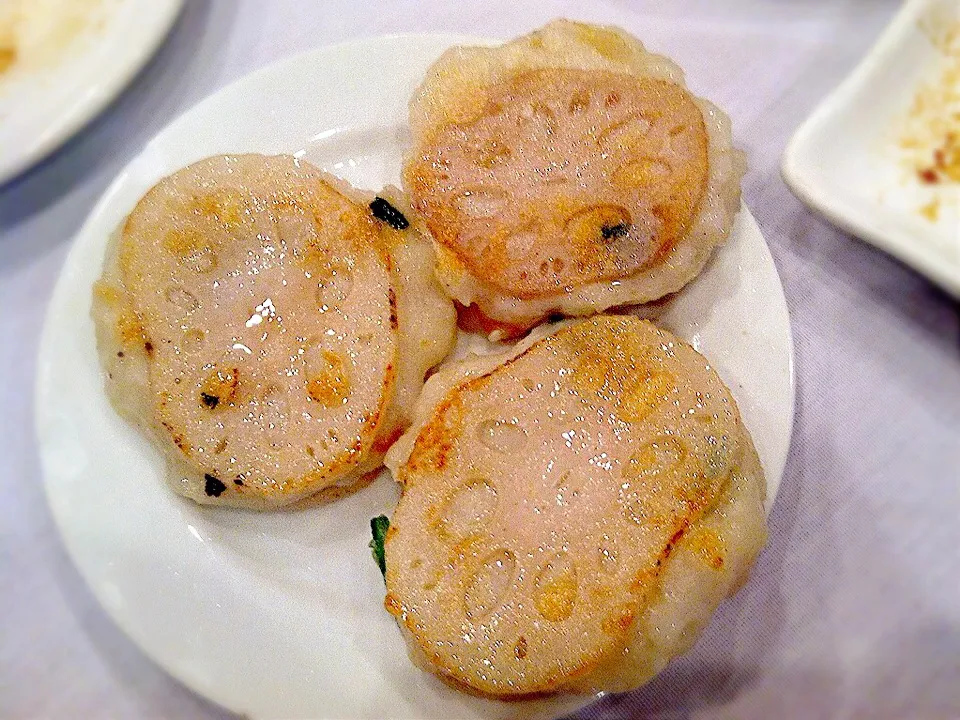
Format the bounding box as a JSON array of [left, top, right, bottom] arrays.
[[2, 1, 958, 718]]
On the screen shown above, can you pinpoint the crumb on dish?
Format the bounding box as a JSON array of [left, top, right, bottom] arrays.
[[897, 12, 960, 221]]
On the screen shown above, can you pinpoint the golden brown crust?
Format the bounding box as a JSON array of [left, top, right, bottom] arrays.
[[385, 315, 767, 696], [406, 70, 709, 299], [403, 20, 745, 330], [92, 155, 456, 509]]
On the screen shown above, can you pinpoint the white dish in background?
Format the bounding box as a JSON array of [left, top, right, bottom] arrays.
[[782, 0, 960, 297], [35, 35, 795, 720], [0, 0, 182, 184]]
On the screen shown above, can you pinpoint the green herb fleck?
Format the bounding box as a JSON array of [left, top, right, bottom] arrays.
[[369, 515, 390, 578]]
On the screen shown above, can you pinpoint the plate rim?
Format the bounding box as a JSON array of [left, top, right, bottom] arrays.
[[0, 0, 184, 185], [779, 0, 960, 298], [742, 208, 796, 507], [34, 32, 796, 718]]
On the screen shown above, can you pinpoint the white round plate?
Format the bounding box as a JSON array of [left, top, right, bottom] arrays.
[[35, 35, 795, 720], [0, 0, 182, 184]]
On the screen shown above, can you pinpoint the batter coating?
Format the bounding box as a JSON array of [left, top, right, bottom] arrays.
[[384, 316, 767, 696], [404, 20, 745, 333], [92, 154, 455, 509]]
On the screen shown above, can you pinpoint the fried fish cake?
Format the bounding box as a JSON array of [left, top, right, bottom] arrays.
[[383, 315, 766, 696], [92, 154, 455, 509], [404, 20, 745, 335]]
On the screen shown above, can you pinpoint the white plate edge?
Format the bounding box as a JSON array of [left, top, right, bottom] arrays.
[[746, 208, 796, 513]]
